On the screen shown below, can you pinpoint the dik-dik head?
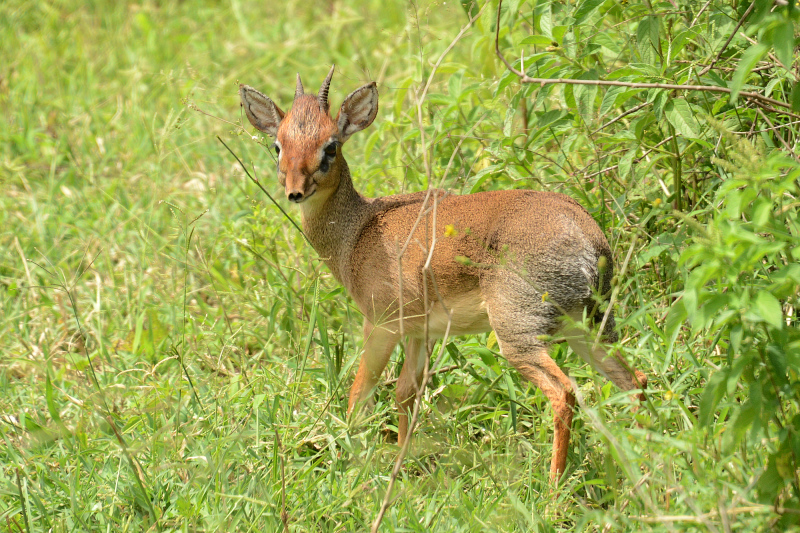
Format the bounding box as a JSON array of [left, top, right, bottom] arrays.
[[239, 66, 378, 204]]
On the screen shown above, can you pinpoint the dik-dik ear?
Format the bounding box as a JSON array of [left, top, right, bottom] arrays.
[[336, 82, 378, 142], [239, 85, 285, 137]]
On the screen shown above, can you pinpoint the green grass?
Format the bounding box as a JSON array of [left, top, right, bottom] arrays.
[[2, 0, 799, 531]]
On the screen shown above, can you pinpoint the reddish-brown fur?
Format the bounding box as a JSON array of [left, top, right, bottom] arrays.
[[239, 69, 647, 481]]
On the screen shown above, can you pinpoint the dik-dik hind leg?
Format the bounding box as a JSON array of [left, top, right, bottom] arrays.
[[563, 321, 647, 402], [395, 338, 428, 445], [484, 281, 577, 480], [499, 342, 576, 481], [348, 320, 399, 417]]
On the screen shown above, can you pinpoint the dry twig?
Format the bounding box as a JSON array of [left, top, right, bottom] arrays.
[[370, 12, 487, 532]]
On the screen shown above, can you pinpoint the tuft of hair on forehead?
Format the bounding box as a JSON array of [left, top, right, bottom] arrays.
[[279, 94, 338, 144]]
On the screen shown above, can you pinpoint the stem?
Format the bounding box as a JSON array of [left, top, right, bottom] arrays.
[[669, 124, 683, 211]]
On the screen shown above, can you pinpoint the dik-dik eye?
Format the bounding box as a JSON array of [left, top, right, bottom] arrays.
[[323, 142, 337, 157], [273, 143, 281, 157]]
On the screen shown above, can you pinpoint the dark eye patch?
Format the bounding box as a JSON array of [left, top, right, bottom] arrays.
[[273, 143, 281, 156], [318, 142, 338, 173], [319, 158, 330, 173]]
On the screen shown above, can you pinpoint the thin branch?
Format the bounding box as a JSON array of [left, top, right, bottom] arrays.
[[416, 1, 486, 187], [369, 7, 486, 513], [275, 428, 289, 533], [756, 107, 800, 162], [747, 118, 800, 132], [419, 2, 486, 107], [740, 33, 800, 82], [689, 0, 714, 27], [748, 98, 800, 121], [371, 315, 454, 532], [595, 101, 652, 133], [493, 0, 793, 112], [697, 1, 756, 76], [674, 61, 775, 73], [581, 135, 676, 180], [217, 136, 310, 245]]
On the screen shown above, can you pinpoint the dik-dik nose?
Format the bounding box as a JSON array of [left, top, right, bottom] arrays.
[[287, 190, 304, 203]]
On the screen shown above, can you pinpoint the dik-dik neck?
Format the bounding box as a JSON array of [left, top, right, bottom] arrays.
[[299, 161, 370, 283]]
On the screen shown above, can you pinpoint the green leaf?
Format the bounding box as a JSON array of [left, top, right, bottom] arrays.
[[668, 28, 700, 64], [636, 16, 660, 64], [766, 344, 789, 385], [664, 99, 699, 139], [538, 5, 553, 38], [504, 0, 524, 25], [730, 43, 769, 102], [730, 324, 743, 354], [791, 82, 800, 113], [753, 291, 783, 329], [364, 129, 381, 162], [537, 109, 566, 128], [664, 299, 689, 335], [699, 371, 726, 427], [593, 32, 620, 54], [598, 86, 637, 116], [46, 372, 62, 425], [696, 294, 731, 330], [504, 374, 518, 432], [574, 72, 598, 121], [472, 347, 499, 368], [707, 70, 728, 88], [564, 83, 577, 110], [773, 20, 794, 69], [443, 384, 469, 399], [520, 35, 553, 46], [496, 68, 519, 95], [459, 0, 479, 19], [468, 164, 502, 193], [574, 0, 605, 24], [649, 89, 668, 120], [448, 72, 463, 99], [752, 198, 773, 227], [756, 454, 787, 503], [723, 402, 757, 453], [553, 25, 568, 47], [618, 147, 637, 179]]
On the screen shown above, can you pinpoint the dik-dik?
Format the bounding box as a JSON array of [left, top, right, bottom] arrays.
[[239, 67, 647, 480]]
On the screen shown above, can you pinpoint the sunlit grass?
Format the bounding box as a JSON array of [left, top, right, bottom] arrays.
[[2, 0, 796, 531]]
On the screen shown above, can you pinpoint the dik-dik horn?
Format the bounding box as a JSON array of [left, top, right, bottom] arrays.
[[239, 66, 647, 481]]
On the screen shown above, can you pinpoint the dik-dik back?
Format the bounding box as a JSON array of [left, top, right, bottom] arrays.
[[239, 67, 646, 481], [346, 188, 615, 339]]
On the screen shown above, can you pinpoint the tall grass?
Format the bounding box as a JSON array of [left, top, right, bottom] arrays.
[[2, 0, 798, 531]]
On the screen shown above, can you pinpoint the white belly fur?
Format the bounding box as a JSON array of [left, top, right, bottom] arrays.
[[422, 290, 491, 338]]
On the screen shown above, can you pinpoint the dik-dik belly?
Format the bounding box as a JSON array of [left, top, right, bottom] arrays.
[[353, 283, 491, 338]]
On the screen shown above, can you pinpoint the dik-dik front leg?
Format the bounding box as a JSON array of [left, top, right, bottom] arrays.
[[348, 320, 399, 418], [395, 338, 428, 445]]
